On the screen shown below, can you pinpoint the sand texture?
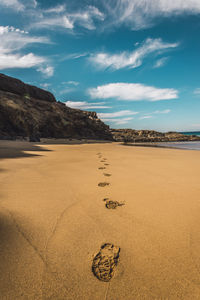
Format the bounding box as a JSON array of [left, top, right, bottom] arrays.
[[0, 141, 200, 299]]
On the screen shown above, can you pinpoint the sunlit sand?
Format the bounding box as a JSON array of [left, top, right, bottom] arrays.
[[0, 141, 200, 299]]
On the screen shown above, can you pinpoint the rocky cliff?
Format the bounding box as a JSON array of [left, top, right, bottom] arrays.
[[0, 74, 112, 141], [111, 129, 200, 143]]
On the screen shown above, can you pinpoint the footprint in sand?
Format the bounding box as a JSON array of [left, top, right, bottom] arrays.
[[98, 182, 110, 187], [98, 167, 106, 170], [104, 163, 109, 166], [103, 173, 111, 177], [92, 243, 120, 282], [105, 200, 125, 209]]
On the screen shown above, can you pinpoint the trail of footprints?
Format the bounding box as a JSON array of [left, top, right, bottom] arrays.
[[97, 152, 125, 211], [91, 152, 125, 282]]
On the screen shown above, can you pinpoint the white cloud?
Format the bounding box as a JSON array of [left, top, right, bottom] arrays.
[[139, 109, 171, 120], [45, 4, 66, 14], [153, 109, 171, 114], [98, 110, 137, 125], [59, 81, 79, 95], [35, 16, 74, 30], [0, 0, 24, 11], [37, 66, 54, 77], [139, 116, 153, 120], [65, 101, 111, 109], [194, 88, 200, 95], [89, 38, 178, 70], [59, 87, 76, 95], [62, 81, 79, 86], [89, 83, 178, 101], [97, 110, 138, 118], [153, 57, 169, 68], [0, 26, 49, 53], [0, 25, 53, 76], [101, 117, 134, 125], [0, 52, 45, 69], [103, 0, 200, 30], [40, 83, 51, 89], [32, 5, 104, 31]]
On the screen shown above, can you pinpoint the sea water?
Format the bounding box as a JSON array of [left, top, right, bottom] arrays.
[[181, 131, 200, 137], [161, 132, 200, 150]]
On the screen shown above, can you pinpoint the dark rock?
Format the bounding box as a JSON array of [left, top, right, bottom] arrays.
[[29, 135, 41, 142], [0, 73, 56, 103], [0, 74, 113, 141], [111, 128, 200, 143]]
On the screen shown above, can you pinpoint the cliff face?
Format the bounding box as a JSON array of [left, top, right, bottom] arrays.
[[111, 129, 200, 143], [0, 73, 56, 103], [0, 74, 112, 141]]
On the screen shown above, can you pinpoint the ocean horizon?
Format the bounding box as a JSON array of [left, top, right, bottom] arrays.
[[180, 131, 200, 137]]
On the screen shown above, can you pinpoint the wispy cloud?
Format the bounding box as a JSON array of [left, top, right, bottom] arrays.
[[97, 110, 137, 125], [65, 101, 111, 110], [139, 109, 171, 120], [139, 116, 153, 120], [44, 4, 66, 14], [102, 0, 200, 30], [0, 0, 37, 11], [0, 25, 53, 75], [40, 83, 51, 89], [89, 38, 178, 70], [59, 81, 80, 95], [0, 26, 49, 53], [0, 53, 45, 70], [31, 5, 104, 31], [37, 66, 54, 77], [62, 81, 79, 86], [101, 117, 134, 125], [153, 57, 169, 68], [89, 83, 178, 101], [0, 0, 24, 11], [153, 109, 171, 114], [97, 110, 138, 118]]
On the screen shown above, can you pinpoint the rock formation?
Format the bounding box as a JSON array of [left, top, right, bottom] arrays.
[[111, 129, 200, 143], [0, 74, 112, 141]]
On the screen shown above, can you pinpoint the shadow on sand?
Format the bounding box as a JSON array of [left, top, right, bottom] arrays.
[[40, 138, 113, 145], [0, 140, 52, 161]]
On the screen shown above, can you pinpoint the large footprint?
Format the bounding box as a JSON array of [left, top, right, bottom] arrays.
[[92, 243, 120, 282]]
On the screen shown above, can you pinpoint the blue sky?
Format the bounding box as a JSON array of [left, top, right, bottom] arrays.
[[0, 0, 200, 132]]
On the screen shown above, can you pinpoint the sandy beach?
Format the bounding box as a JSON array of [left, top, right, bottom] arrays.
[[0, 140, 200, 299]]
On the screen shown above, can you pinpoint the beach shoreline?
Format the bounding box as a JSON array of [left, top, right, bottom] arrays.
[[1, 140, 200, 299]]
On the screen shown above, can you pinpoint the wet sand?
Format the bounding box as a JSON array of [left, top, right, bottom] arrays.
[[0, 140, 200, 299]]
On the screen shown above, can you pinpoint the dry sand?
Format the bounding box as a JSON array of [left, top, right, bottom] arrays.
[[0, 140, 200, 299]]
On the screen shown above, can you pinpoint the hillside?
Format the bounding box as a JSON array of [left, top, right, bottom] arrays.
[[0, 74, 112, 141]]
